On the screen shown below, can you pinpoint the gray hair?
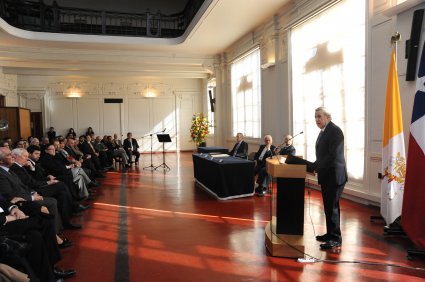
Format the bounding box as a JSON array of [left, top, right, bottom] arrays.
[[0, 147, 5, 161], [11, 148, 27, 158], [315, 106, 332, 120]]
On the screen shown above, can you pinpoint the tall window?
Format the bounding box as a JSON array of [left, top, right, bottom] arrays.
[[291, 0, 365, 182], [231, 48, 261, 138]]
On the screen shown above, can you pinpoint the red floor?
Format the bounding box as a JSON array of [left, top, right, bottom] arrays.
[[59, 152, 425, 282]]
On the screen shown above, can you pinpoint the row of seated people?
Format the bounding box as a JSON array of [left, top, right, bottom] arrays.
[[228, 132, 296, 197], [0, 132, 119, 281], [44, 131, 141, 169]]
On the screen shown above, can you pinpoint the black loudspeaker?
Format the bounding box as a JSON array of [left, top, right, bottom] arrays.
[[406, 9, 424, 81], [104, 98, 123, 103], [208, 90, 215, 112]]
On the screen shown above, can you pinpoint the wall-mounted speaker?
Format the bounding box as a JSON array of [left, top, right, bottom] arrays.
[[208, 90, 215, 112], [406, 9, 424, 81]]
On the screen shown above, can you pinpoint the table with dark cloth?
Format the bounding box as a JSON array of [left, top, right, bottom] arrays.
[[192, 153, 255, 200], [197, 147, 229, 154]]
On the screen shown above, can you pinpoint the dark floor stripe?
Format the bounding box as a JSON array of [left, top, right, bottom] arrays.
[[114, 172, 129, 282]]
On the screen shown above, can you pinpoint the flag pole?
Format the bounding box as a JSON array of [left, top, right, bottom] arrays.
[[391, 32, 401, 63]]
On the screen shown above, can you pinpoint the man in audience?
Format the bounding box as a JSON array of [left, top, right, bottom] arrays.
[[41, 145, 92, 201], [229, 133, 248, 159], [275, 134, 296, 156], [47, 127, 56, 144], [106, 135, 130, 167], [0, 147, 63, 233], [93, 136, 112, 168], [80, 135, 105, 171], [253, 135, 275, 196], [123, 132, 140, 165], [0, 194, 76, 281], [26, 145, 90, 214], [10, 148, 83, 230]]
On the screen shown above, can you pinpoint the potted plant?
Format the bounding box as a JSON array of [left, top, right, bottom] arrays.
[[190, 113, 209, 147]]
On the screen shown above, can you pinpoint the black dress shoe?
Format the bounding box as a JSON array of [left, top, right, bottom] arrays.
[[315, 234, 330, 242], [77, 204, 90, 212], [320, 240, 341, 249], [53, 268, 76, 279], [58, 238, 73, 249], [64, 223, 82, 230], [255, 186, 266, 197]]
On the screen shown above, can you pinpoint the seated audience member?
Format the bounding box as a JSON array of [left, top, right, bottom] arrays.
[[15, 140, 25, 149], [113, 133, 123, 147], [253, 135, 276, 196], [67, 128, 76, 139], [64, 138, 104, 179], [0, 147, 63, 233], [80, 135, 104, 171], [93, 136, 112, 168], [29, 138, 40, 147], [26, 145, 89, 214], [0, 195, 76, 281], [47, 127, 56, 144], [86, 127, 95, 137], [46, 143, 92, 201], [39, 145, 81, 201], [10, 148, 82, 230], [229, 133, 248, 159], [123, 132, 140, 165], [40, 137, 50, 153], [275, 134, 296, 156], [106, 135, 130, 167]]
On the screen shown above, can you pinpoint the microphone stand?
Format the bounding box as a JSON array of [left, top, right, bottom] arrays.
[[142, 129, 165, 170]]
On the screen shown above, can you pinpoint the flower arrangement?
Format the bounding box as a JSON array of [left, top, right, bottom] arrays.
[[190, 113, 209, 146]]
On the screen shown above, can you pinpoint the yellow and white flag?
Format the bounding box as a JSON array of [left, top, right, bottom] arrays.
[[381, 49, 406, 225]]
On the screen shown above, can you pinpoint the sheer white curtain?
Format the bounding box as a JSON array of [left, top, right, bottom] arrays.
[[231, 48, 261, 138], [291, 0, 365, 181]]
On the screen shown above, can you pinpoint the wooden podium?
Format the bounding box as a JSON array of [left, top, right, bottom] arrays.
[[265, 157, 307, 258]]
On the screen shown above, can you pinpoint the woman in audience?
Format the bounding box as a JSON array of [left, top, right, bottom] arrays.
[[67, 128, 76, 139], [86, 127, 94, 136]]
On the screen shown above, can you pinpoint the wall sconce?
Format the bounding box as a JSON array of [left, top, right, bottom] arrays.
[[64, 85, 83, 98], [143, 86, 157, 98]]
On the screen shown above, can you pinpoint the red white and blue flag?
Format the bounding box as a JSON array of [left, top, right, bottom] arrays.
[[402, 42, 425, 248]]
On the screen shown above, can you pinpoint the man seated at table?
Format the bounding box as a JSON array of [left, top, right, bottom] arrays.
[[229, 133, 248, 159], [254, 135, 275, 196], [274, 134, 296, 156]]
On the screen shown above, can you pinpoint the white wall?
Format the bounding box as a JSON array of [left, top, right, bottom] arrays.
[[213, 0, 425, 204], [17, 76, 203, 152]]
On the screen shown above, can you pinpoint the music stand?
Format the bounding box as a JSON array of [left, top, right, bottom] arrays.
[[154, 134, 171, 171]]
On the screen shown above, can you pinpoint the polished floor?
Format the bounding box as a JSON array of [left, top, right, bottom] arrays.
[[59, 152, 425, 282]]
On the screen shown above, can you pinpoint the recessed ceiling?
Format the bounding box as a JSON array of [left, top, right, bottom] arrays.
[[0, 0, 290, 78]]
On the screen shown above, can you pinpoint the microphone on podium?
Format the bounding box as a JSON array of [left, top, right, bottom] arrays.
[[162, 128, 166, 132], [289, 131, 303, 140]]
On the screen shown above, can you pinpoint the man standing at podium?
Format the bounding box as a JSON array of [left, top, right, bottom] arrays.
[[229, 133, 248, 159], [312, 107, 347, 250]]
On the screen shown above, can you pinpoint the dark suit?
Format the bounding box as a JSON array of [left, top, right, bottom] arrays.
[[123, 138, 140, 163], [278, 145, 296, 156], [11, 163, 73, 227], [80, 141, 103, 170], [0, 197, 60, 282], [39, 153, 79, 200], [314, 121, 347, 242], [0, 166, 62, 232], [254, 144, 276, 188], [229, 141, 248, 159]]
